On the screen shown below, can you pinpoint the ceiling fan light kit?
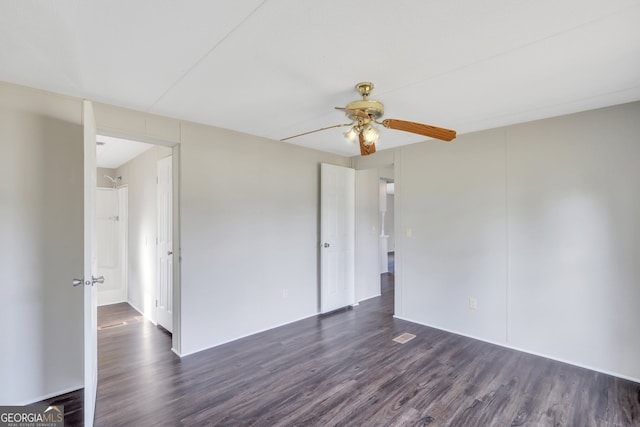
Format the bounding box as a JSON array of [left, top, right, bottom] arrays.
[[360, 123, 379, 146], [281, 82, 456, 156]]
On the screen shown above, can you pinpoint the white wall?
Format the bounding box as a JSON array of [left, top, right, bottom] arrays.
[[506, 104, 640, 378], [1, 83, 355, 402], [97, 107, 356, 356], [394, 101, 640, 381], [97, 167, 117, 188], [179, 123, 350, 355], [0, 83, 84, 404], [5, 79, 637, 406], [397, 128, 508, 342]]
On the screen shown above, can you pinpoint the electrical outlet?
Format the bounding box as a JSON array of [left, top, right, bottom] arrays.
[[282, 288, 288, 299], [469, 297, 478, 310], [406, 228, 413, 238]]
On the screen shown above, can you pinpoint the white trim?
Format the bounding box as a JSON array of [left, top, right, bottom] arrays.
[[19, 385, 84, 407], [357, 293, 381, 304], [127, 300, 157, 325], [177, 312, 321, 358], [393, 315, 640, 384], [97, 294, 127, 307]]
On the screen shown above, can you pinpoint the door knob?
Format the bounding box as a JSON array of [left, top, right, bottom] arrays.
[[168, 251, 173, 255], [73, 277, 99, 287], [323, 242, 330, 248]]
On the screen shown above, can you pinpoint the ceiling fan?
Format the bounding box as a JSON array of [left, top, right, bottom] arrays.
[[281, 82, 456, 155]]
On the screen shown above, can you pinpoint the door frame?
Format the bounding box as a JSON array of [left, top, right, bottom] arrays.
[[91, 129, 182, 355], [83, 100, 98, 427], [351, 155, 400, 316]]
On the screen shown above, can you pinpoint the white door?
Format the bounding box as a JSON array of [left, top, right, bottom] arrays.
[[82, 100, 99, 427], [320, 163, 355, 313], [156, 155, 173, 332]]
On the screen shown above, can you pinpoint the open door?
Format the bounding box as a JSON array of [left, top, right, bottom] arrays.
[[83, 100, 98, 427], [320, 163, 355, 313], [157, 155, 173, 332]]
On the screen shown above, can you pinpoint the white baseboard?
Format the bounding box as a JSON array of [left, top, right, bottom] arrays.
[[393, 315, 640, 384], [20, 384, 83, 406], [178, 311, 320, 358], [126, 300, 156, 325], [97, 296, 127, 307], [358, 293, 381, 304]]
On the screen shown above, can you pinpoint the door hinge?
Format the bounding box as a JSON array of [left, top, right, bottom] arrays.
[[155, 299, 158, 307]]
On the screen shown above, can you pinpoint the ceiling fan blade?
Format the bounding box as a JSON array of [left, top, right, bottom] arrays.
[[335, 106, 369, 119], [382, 119, 456, 142], [359, 132, 376, 156], [280, 123, 353, 142]]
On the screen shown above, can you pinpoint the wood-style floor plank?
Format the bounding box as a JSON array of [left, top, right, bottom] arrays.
[[61, 271, 637, 426], [35, 388, 83, 426]]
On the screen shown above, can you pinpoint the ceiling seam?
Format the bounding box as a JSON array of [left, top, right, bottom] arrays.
[[146, 0, 268, 112], [377, 3, 640, 98]]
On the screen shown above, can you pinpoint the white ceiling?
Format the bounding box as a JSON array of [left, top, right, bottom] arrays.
[[2, 1, 639, 157], [96, 135, 154, 169]]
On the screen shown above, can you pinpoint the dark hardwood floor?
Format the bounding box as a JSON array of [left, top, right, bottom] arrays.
[[45, 266, 640, 426], [35, 388, 83, 426]]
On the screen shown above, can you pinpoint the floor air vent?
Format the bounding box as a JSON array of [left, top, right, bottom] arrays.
[[98, 321, 127, 330], [392, 332, 416, 344]]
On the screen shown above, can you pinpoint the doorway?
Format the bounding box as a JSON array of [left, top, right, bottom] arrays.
[[354, 164, 395, 312], [95, 134, 176, 335], [379, 177, 395, 301]]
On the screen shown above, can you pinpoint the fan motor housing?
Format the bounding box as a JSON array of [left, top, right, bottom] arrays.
[[344, 99, 384, 119]]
